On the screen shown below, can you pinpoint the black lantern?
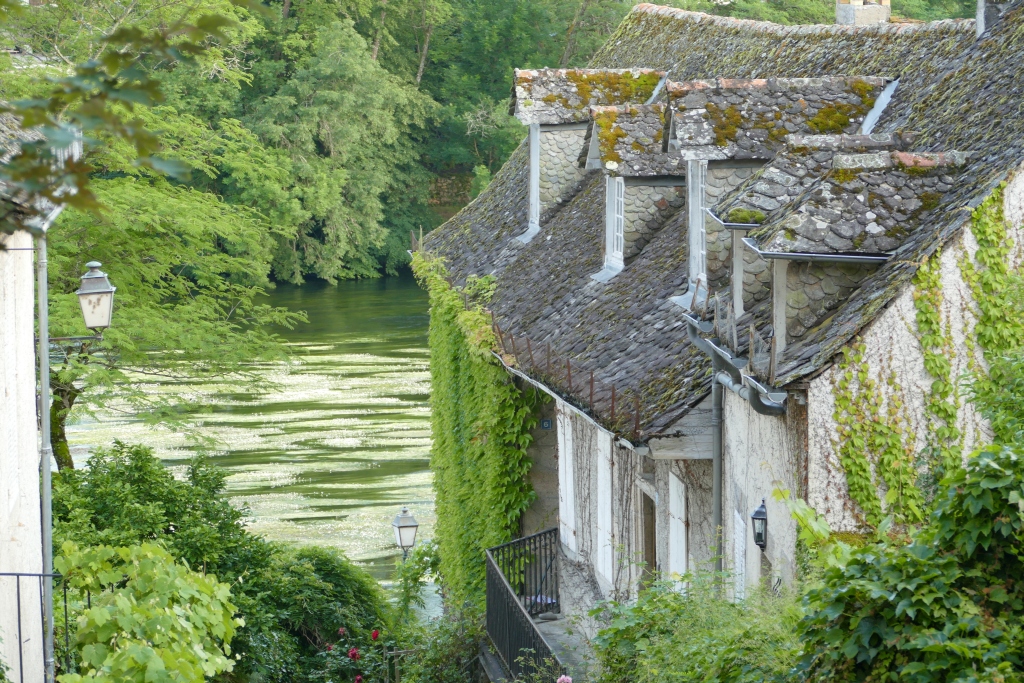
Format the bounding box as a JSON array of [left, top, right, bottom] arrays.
[[751, 499, 768, 551]]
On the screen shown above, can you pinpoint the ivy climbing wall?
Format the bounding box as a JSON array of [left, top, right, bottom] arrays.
[[806, 169, 1024, 533], [412, 254, 547, 607]]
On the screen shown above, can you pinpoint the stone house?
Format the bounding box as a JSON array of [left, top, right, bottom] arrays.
[[422, 0, 1024, 648]]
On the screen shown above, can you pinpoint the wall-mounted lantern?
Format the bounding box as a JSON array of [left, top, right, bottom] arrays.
[[75, 261, 116, 333], [751, 499, 768, 551], [392, 506, 419, 560]]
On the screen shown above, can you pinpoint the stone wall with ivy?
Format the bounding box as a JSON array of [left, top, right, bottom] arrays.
[[412, 253, 547, 607], [807, 172, 1024, 533]]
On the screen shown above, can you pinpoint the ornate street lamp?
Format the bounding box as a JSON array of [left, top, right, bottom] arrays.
[[75, 262, 116, 334], [392, 506, 419, 560], [751, 499, 768, 551]]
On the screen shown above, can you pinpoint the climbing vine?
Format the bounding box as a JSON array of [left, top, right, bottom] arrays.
[[912, 251, 962, 479], [832, 343, 924, 528], [412, 253, 547, 607]]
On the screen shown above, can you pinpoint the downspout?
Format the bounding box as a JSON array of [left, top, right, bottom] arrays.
[[684, 315, 786, 575]]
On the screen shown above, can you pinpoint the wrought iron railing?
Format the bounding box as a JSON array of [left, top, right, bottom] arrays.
[[485, 529, 562, 678], [0, 572, 81, 683]]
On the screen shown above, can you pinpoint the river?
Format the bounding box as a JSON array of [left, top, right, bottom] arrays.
[[67, 273, 433, 580]]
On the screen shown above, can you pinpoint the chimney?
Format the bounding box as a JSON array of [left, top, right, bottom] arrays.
[[836, 0, 891, 25]]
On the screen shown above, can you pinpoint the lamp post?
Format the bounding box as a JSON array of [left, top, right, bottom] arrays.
[[36, 251, 117, 683], [751, 499, 768, 552], [392, 507, 419, 560]]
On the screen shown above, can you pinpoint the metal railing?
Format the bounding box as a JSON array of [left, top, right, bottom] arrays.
[[0, 573, 80, 683], [485, 529, 562, 678]]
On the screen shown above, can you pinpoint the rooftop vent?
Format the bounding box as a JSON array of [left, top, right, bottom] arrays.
[[836, 0, 891, 25]]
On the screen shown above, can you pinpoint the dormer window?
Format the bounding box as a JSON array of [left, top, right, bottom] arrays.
[[593, 176, 625, 282]]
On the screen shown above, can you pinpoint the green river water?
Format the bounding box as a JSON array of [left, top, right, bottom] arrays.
[[67, 274, 432, 580]]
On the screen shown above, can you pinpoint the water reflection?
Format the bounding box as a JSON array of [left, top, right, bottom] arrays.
[[68, 274, 432, 579]]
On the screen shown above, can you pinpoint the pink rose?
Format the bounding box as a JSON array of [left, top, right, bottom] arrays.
[[348, 647, 360, 661], [372, 629, 380, 641]]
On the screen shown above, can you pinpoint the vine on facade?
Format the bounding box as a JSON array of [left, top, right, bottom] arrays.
[[412, 253, 546, 607], [911, 250, 962, 480], [831, 343, 924, 528]]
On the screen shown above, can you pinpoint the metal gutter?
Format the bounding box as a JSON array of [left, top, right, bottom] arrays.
[[490, 351, 636, 450], [741, 236, 891, 263]]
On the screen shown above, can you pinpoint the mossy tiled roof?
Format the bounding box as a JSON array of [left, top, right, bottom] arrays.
[[421, 2, 1024, 438], [669, 77, 887, 160], [511, 68, 665, 125], [587, 103, 683, 176]]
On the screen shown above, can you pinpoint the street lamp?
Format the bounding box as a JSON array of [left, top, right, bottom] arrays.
[[75, 262, 116, 333], [392, 506, 419, 559], [751, 499, 768, 551]]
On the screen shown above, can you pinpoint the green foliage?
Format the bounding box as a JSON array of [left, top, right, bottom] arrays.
[[394, 539, 441, 615], [55, 543, 241, 683], [413, 253, 546, 606], [912, 250, 963, 482], [831, 343, 925, 528], [591, 576, 803, 683], [401, 605, 484, 683], [470, 164, 492, 199], [799, 443, 1024, 683], [53, 442, 391, 683]]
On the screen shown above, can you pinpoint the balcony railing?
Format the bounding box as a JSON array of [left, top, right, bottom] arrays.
[[0, 572, 81, 683], [485, 528, 562, 678]]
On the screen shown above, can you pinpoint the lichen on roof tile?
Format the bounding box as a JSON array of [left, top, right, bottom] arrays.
[[511, 68, 666, 125], [588, 103, 683, 175]]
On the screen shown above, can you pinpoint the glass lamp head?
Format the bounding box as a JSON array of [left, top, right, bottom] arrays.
[[392, 506, 419, 551], [751, 499, 768, 551], [75, 261, 116, 331]]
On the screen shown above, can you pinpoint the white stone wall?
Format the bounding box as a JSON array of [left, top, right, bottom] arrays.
[[623, 184, 684, 256], [806, 164, 1024, 531], [539, 129, 588, 212], [0, 231, 44, 683], [722, 392, 804, 591]]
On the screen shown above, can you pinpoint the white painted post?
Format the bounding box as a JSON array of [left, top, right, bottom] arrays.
[[668, 473, 687, 580], [687, 160, 708, 291], [518, 123, 542, 243], [0, 231, 45, 683], [771, 260, 789, 359], [732, 231, 745, 317], [556, 404, 577, 554]]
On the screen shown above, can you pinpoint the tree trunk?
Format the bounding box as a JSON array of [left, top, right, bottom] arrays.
[[282, 0, 290, 19], [416, 24, 433, 84], [49, 376, 80, 471], [560, 0, 594, 68], [371, 1, 388, 60]]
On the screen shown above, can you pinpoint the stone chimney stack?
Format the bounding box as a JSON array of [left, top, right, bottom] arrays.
[[836, 0, 891, 25]]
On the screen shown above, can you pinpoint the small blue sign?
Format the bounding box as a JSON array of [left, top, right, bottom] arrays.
[[540, 419, 553, 430]]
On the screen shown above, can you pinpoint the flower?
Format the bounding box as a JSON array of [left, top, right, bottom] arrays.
[[355, 677, 363, 683], [348, 647, 360, 661], [371, 629, 380, 641], [326, 645, 333, 652], [557, 676, 572, 683], [338, 627, 346, 637]]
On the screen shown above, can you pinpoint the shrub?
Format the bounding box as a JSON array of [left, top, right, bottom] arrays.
[[56, 543, 240, 683], [591, 574, 802, 683], [53, 441, 391, 683], [798, 444, 1024, 683]]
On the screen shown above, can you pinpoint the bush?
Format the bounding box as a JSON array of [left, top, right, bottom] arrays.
[[591, 574, 802, 683], [401, 605, 484, 683], [799, 444, 1024, 683], [53, 441, 392, 683], [56, 543, 240, 683]]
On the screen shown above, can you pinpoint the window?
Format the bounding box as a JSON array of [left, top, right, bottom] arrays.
[[687, 159, 708, 291], [669, 473, 687, 580], [595, 432, 614, 584], [557, 407, 577, 553], [607, 175, 625, 270]]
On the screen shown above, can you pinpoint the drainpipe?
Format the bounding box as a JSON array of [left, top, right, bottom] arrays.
[[683, 315, 786, 575]]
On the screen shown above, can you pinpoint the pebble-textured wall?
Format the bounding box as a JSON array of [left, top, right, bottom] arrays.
[[742, 248, 771, 308], [785, 261, 875, 341], [623, 184, 685, 256], [540, 129, 588, 212]]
